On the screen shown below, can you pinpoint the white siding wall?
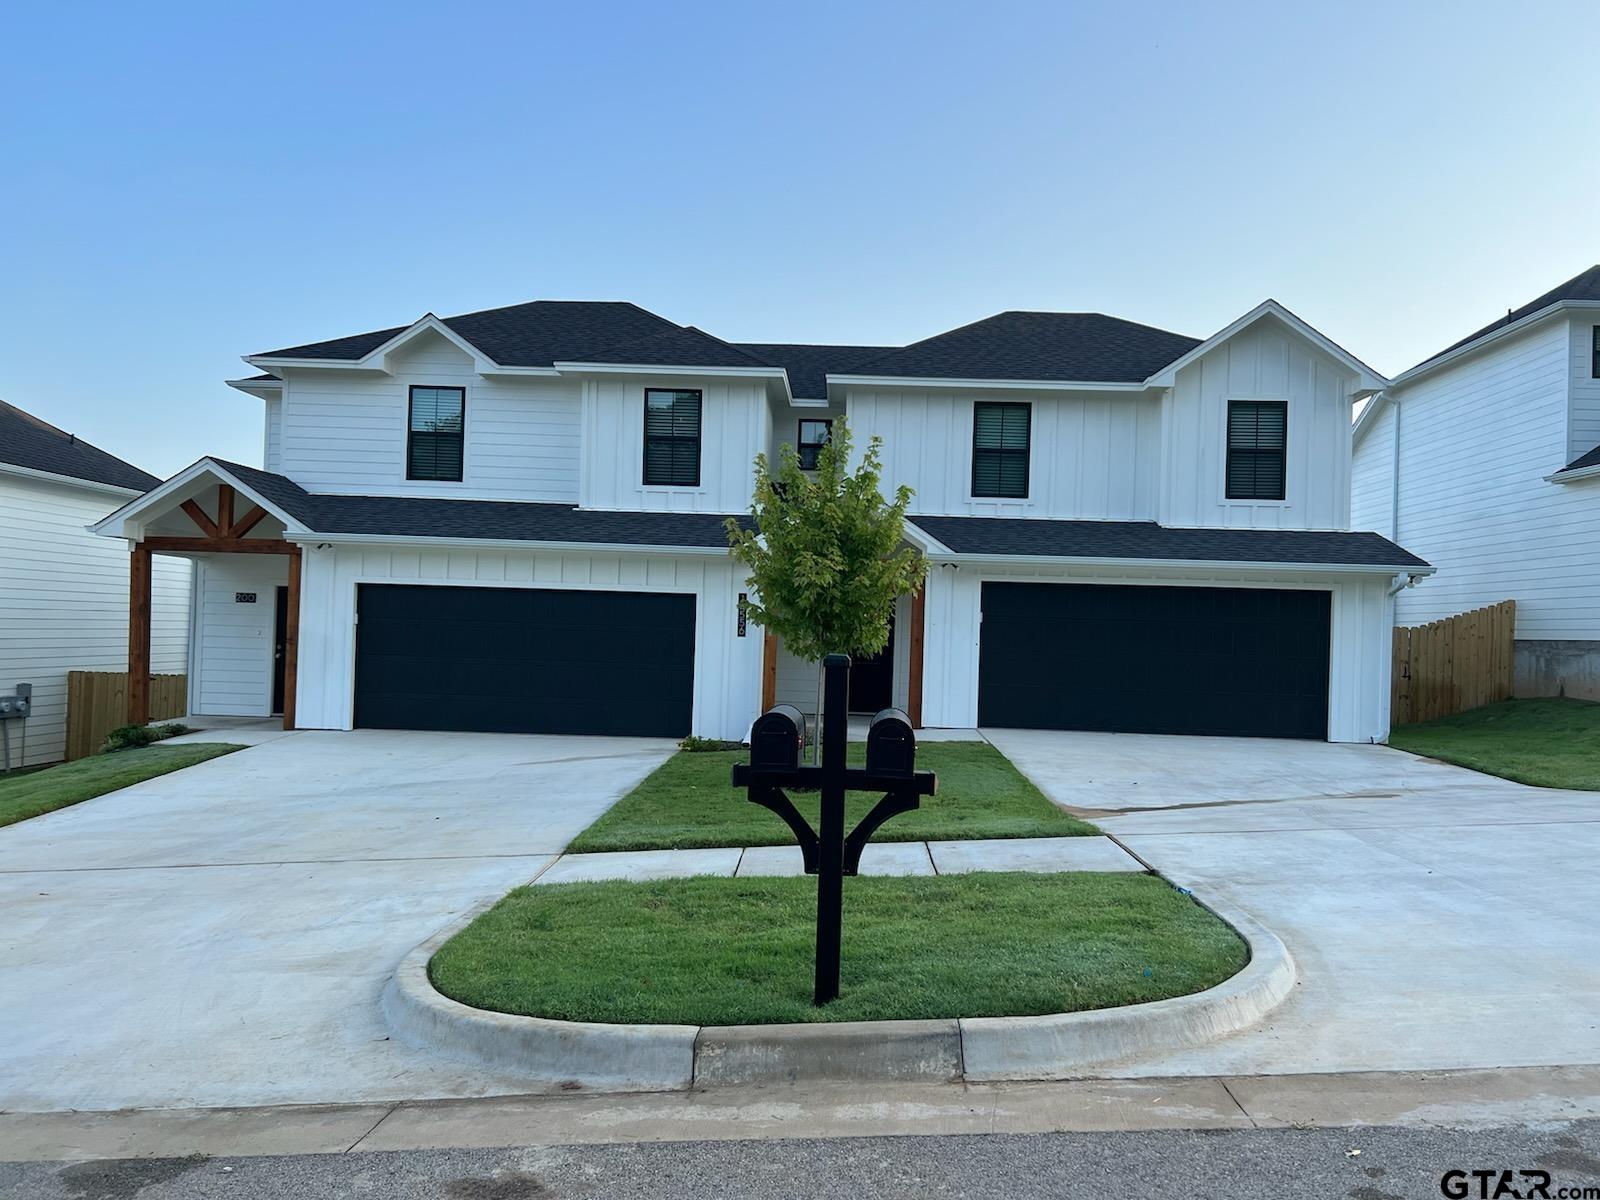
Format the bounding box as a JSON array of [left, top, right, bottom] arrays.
[[1386, 319, 1600, 638], [1350, 400, 1396, 537], [0, 474, 189, 765], [278, 333, 582, 501], [1161, 321, 1354, 530], [292, 544, 761, 740], [919, 561, 1394, 743], [771, 590, 914, 718], [579, 376, 769, 513], [191, 556, 289, 716], [845, 387, 1161, 519], [1567, 316, 1600, 462], [769, 401, 845, 467]]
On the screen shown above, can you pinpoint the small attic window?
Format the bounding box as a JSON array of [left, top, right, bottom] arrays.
[[1591, 326, 1599, 378]]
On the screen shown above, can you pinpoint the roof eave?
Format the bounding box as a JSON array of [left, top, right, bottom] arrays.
[[90, 458, 309, 540], [0, 460, 148, 498], [290, 530, 734, 556], [1546, 462, 1600, 484], [827, 375, 1147, 393], [1393, 299, 1600, 388], [920, 549, 1432, 575]]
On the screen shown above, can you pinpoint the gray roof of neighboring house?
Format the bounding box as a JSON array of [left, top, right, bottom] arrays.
[[214, 460, 749, 547], [1415, 264, 1600, 368], [0, 399, 161, 492], [256, 301, 770, 371], [842, 312, 1203, 384], [908, 515, 1430, 569], [734, 343, 898, 399]]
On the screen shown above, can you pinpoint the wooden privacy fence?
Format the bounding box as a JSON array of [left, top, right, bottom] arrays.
[[1391, 600, 1515, 726], [65, 672, 187, 761]]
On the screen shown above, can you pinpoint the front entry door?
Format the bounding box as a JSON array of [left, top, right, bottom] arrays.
[[271, 586, 288, 716], [848, 615, 895, 714]]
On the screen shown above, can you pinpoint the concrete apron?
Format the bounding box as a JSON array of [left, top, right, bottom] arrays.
[[380, 893, 1296, 1091]]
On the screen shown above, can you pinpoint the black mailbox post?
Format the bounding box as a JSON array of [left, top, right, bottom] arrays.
[[733, 655, 936, 1006]]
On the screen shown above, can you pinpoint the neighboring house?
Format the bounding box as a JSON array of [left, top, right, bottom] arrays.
[[1352, 265, 1600, 700], [0, 401, 190, 766], [93, 297, 1426, 744]]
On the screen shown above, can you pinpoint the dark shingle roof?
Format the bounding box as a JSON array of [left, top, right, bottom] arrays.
[[257, 301, 769, 371], [909, 515, 1429, 569], [1556, 443, 1600, 475], [0, 400, 160, 492], [734, 343, 898, 399], [841, 312, 1202, 384], [1415, 264, 1600, 369], [214, 460, 747, 547]]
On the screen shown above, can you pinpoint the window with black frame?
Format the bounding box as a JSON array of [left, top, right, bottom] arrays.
[[1225, 399, 1287, 500], [971, 401, 1030, 498], [407, 386, 465, 481], [643, 388, 702, 486], [797, 418, 832, 469], [1592, 326, 1599, 378]]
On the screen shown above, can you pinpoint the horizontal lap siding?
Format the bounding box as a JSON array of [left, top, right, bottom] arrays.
[[294, 544, 761, 740], [0, 475, 189, 765], [192, 557, 289, 716], [1390, 320, 1600, 639], [1567, 317, 1600, 462], [1350, 401, 1395, 537]]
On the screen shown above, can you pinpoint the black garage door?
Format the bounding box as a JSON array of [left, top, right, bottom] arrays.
[[354, 584, 695, 737], [978, 583, 1330, 739]]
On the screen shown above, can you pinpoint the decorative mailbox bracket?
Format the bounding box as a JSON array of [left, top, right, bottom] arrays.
[[732, 653, 937, 1005]]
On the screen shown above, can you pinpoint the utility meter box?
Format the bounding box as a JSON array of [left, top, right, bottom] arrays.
[[0, 683, 31, 721]]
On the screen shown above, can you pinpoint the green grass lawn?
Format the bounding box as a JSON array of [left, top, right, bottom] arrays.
[[1387, 697, 1600, 790], [0, 743, 245, 828], [430, 871, 1245, 1025], [568, 740, 1097, 852]]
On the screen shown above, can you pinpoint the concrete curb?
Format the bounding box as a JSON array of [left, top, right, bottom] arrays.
[[383, 894, 1294, 1091]]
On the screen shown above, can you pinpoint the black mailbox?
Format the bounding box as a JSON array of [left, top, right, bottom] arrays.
[[865, 707, 916, 776], [749, 703, 806, 771]]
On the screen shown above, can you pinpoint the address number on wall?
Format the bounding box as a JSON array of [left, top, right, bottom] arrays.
[[235, 592, 257, 604]]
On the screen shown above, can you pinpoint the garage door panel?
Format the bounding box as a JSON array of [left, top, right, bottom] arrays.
[[354, 584, 695, 737], [978, 582, 1330, 739]]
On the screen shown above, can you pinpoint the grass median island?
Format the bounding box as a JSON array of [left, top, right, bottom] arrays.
[[0, 743, 244, 828], [429, 871, 1247, 1026], [1387, 697, 1600, 790], [569, 740, 1096, 852]]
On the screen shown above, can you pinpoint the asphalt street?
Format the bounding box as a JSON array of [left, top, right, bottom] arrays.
[[7, 1120, 1600, 1200]]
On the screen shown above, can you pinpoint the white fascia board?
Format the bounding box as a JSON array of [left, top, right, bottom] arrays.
[[900, 521, 953, 555], [293, 530, 734, 556], [923, 550, 1434, 576], [1390, 300, 1600, 388], [0, 461, 144, 498], [826, 374, 1146, 393], [554, 361, 788, 380], [1143, 300, 1388, 393], [246, 314, 502, 377], [1351, 390, 1392, 447], [89, 458, 308, 539], [1545, 463, 1600, 484], [225, 376, 284, 398]]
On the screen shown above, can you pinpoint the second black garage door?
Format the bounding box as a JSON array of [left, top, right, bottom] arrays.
[[978, 583, 1331, 739], [354, 584, 695, 737]]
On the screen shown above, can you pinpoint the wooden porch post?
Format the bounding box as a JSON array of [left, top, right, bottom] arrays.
[[907, 581, 927, 729], [761, 630, 778, 711], [282, 546, 301, 730], [127, 544, 152, 727]]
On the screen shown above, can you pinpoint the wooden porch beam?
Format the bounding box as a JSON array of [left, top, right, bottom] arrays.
[[179, 499, 220, 539], [128, 544, 152, 727], [282, 546, 301, 730], [907, 581, 926, 729], [216, 484, 235, 537], [139, 536, 295, 555], [227, 504, 270, 539]]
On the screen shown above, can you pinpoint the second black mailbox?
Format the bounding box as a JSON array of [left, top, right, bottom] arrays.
[[865, 707, 916, 776]]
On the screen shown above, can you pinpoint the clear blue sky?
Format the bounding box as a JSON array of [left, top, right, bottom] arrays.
[[3, 1, 1597, 478]]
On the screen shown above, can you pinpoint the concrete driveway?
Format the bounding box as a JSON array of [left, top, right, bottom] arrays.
[[985, 728, 1600, 1077], [0, 730, 674, 1113]]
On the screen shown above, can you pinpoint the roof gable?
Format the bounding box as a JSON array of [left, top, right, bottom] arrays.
[[1143, 300, 1385, 392], [0, 400, 159, 492]]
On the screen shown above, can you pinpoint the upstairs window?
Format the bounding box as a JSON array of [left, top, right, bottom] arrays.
[[1592, 326, 1599, 378], [797, 418, 832, 470], [407, 386, 465, 481], [971, 402, 1031, 498], [1226, 400, 1287, 500], [643, 388, 702, 487]]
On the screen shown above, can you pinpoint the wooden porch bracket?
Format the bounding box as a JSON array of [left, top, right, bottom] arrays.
[[907, 582, 926, 729], [179, 499, 220, 539]]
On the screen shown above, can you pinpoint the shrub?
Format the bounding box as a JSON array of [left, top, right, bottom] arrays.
[[102, 722, 195, 753], [679, 735, 742, 753]]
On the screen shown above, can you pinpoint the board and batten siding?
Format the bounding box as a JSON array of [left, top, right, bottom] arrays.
[[0, 473, 189, 766], [844, 387, 1161, 520], [276, 331, 582, 502], [1161, 321, 1354, 531], [292, 544, 761, 740], [190, 556, 290, 716], [1375, 318, 1600, 639], [919, 560, 1394, 743], [578, 375, 769, 514]]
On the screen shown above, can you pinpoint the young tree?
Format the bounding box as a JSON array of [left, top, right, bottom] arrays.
[[726, 420, 926, 684]]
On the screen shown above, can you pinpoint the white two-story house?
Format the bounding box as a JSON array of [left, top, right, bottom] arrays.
[[1352, 265, 1600, 700], [93, 296, 1426, 743]]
